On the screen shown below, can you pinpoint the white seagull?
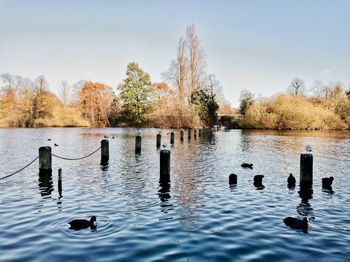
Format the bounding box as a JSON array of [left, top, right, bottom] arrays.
[[305, 145, 312, 153]]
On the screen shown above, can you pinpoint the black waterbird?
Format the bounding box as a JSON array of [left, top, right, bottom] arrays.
[[241, 163, 253, 169], [68, 216, 97, 230], [322, 176, 334, 188], [287, 173, 296, 187], [283, 217, 308, 233]]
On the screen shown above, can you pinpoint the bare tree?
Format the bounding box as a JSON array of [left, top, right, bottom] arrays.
[[59, 80, 71, 106], [1, 73, 14, 90], [163, 38, 187, 106], [288, 78, 305, 96], [186, 24, 204, 103], [176, 37, 187, 105]]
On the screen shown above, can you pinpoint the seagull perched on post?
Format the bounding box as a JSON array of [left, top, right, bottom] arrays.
[[305, 145, 312, 153]]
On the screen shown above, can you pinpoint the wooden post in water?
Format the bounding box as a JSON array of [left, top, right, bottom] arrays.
[[198, 129, 202, 138], [180, 129, 184, 142], [135, 134, 142, 154], [194, 129, 197, 138], [39, 146, 52, 175], [170, 130, 175, 145], [156, 133, 161, 148], [160, 148, 171, 181], [101, 139, 109, 165], [300, 153, 313, 187], [58, 168, 62, 196], [188, 128, 191, 140]]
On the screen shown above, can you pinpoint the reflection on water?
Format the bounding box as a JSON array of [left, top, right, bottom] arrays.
[[38, 173, 54, 198], [1, 128, 350, 261]]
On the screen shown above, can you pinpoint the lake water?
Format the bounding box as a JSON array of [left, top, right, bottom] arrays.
[[0, 128, 350, 262]]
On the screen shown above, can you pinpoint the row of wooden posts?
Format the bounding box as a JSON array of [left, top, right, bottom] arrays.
[[38, 134, 314, 188]]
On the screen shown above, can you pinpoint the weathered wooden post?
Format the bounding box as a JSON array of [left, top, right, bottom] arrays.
[[39, 146, 52, 175], [135, 134, 142, 154], [58, 168, 62, 196], [180, 129, 184, 142], [194, 129, 197, 138], [170, 130, 175, 145], [160, 148, 171, 182], [300, 153, 313, 187], [156, 132, 161, 148], [100, 139, 109, 165], [188, 128, 191, 140]]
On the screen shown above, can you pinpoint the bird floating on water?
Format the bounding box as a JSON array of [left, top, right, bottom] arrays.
[[54, 143, 59, 147], [283, 217, 308, 233], [322, 176, 334, 188], [305, 145, 312, 153], [47, 139, 51, 141], [241, 163, 253, 169], [104, 135, 109, 139], [287, 173, 296, 188], [68, 216, 97, 230]]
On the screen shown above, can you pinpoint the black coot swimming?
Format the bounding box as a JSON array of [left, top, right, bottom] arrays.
[[241, 163, 253, 169], [287, 173, 296, 187], [322, 177, 334, 188], [69, 216, 97, 230], [283, 217, 308, 233]]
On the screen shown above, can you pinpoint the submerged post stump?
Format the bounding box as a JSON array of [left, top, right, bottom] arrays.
[[188, 128, 191, 140], [39, 146, 52, 175], [135, 135, 142, 154], [58, 168, 62, 196], [300, 153, 313, 187], [101, 139, 109, 165], [180, 129, 184, 142], [170, 130, 175, 145], [160, 149, 171, 181], [156, 133, 161, 148]]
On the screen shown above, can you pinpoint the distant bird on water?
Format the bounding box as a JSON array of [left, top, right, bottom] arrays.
[[47, 138, 51, 141], [104, 135, 109, 139], [287, 174, 296, 188], [241, 163, 253, 169], [305, 145, 312, 153], [283, 217, 308, 233], [68, 216, 97, 230], [322, 176, 334, 188], [54, 143, 59, 147]]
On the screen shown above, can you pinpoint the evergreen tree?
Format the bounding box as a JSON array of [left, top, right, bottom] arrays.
[[191, 88, 219, 127], [118, 62, 155, 125]]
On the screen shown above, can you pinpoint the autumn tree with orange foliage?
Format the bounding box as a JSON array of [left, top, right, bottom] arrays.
[[79, 81, 118, 127]]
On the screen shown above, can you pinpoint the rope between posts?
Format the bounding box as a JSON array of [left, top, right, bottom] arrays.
[[52, 146, 101, 161], [0, 156, 39, 180]]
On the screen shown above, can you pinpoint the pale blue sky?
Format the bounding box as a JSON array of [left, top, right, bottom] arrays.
[[0, 0, 349, 106]]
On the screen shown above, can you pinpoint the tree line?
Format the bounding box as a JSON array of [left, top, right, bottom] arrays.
[[2, 24, 350, 130], [0, 25, 228, 128], [239, 78, 350, 130]]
